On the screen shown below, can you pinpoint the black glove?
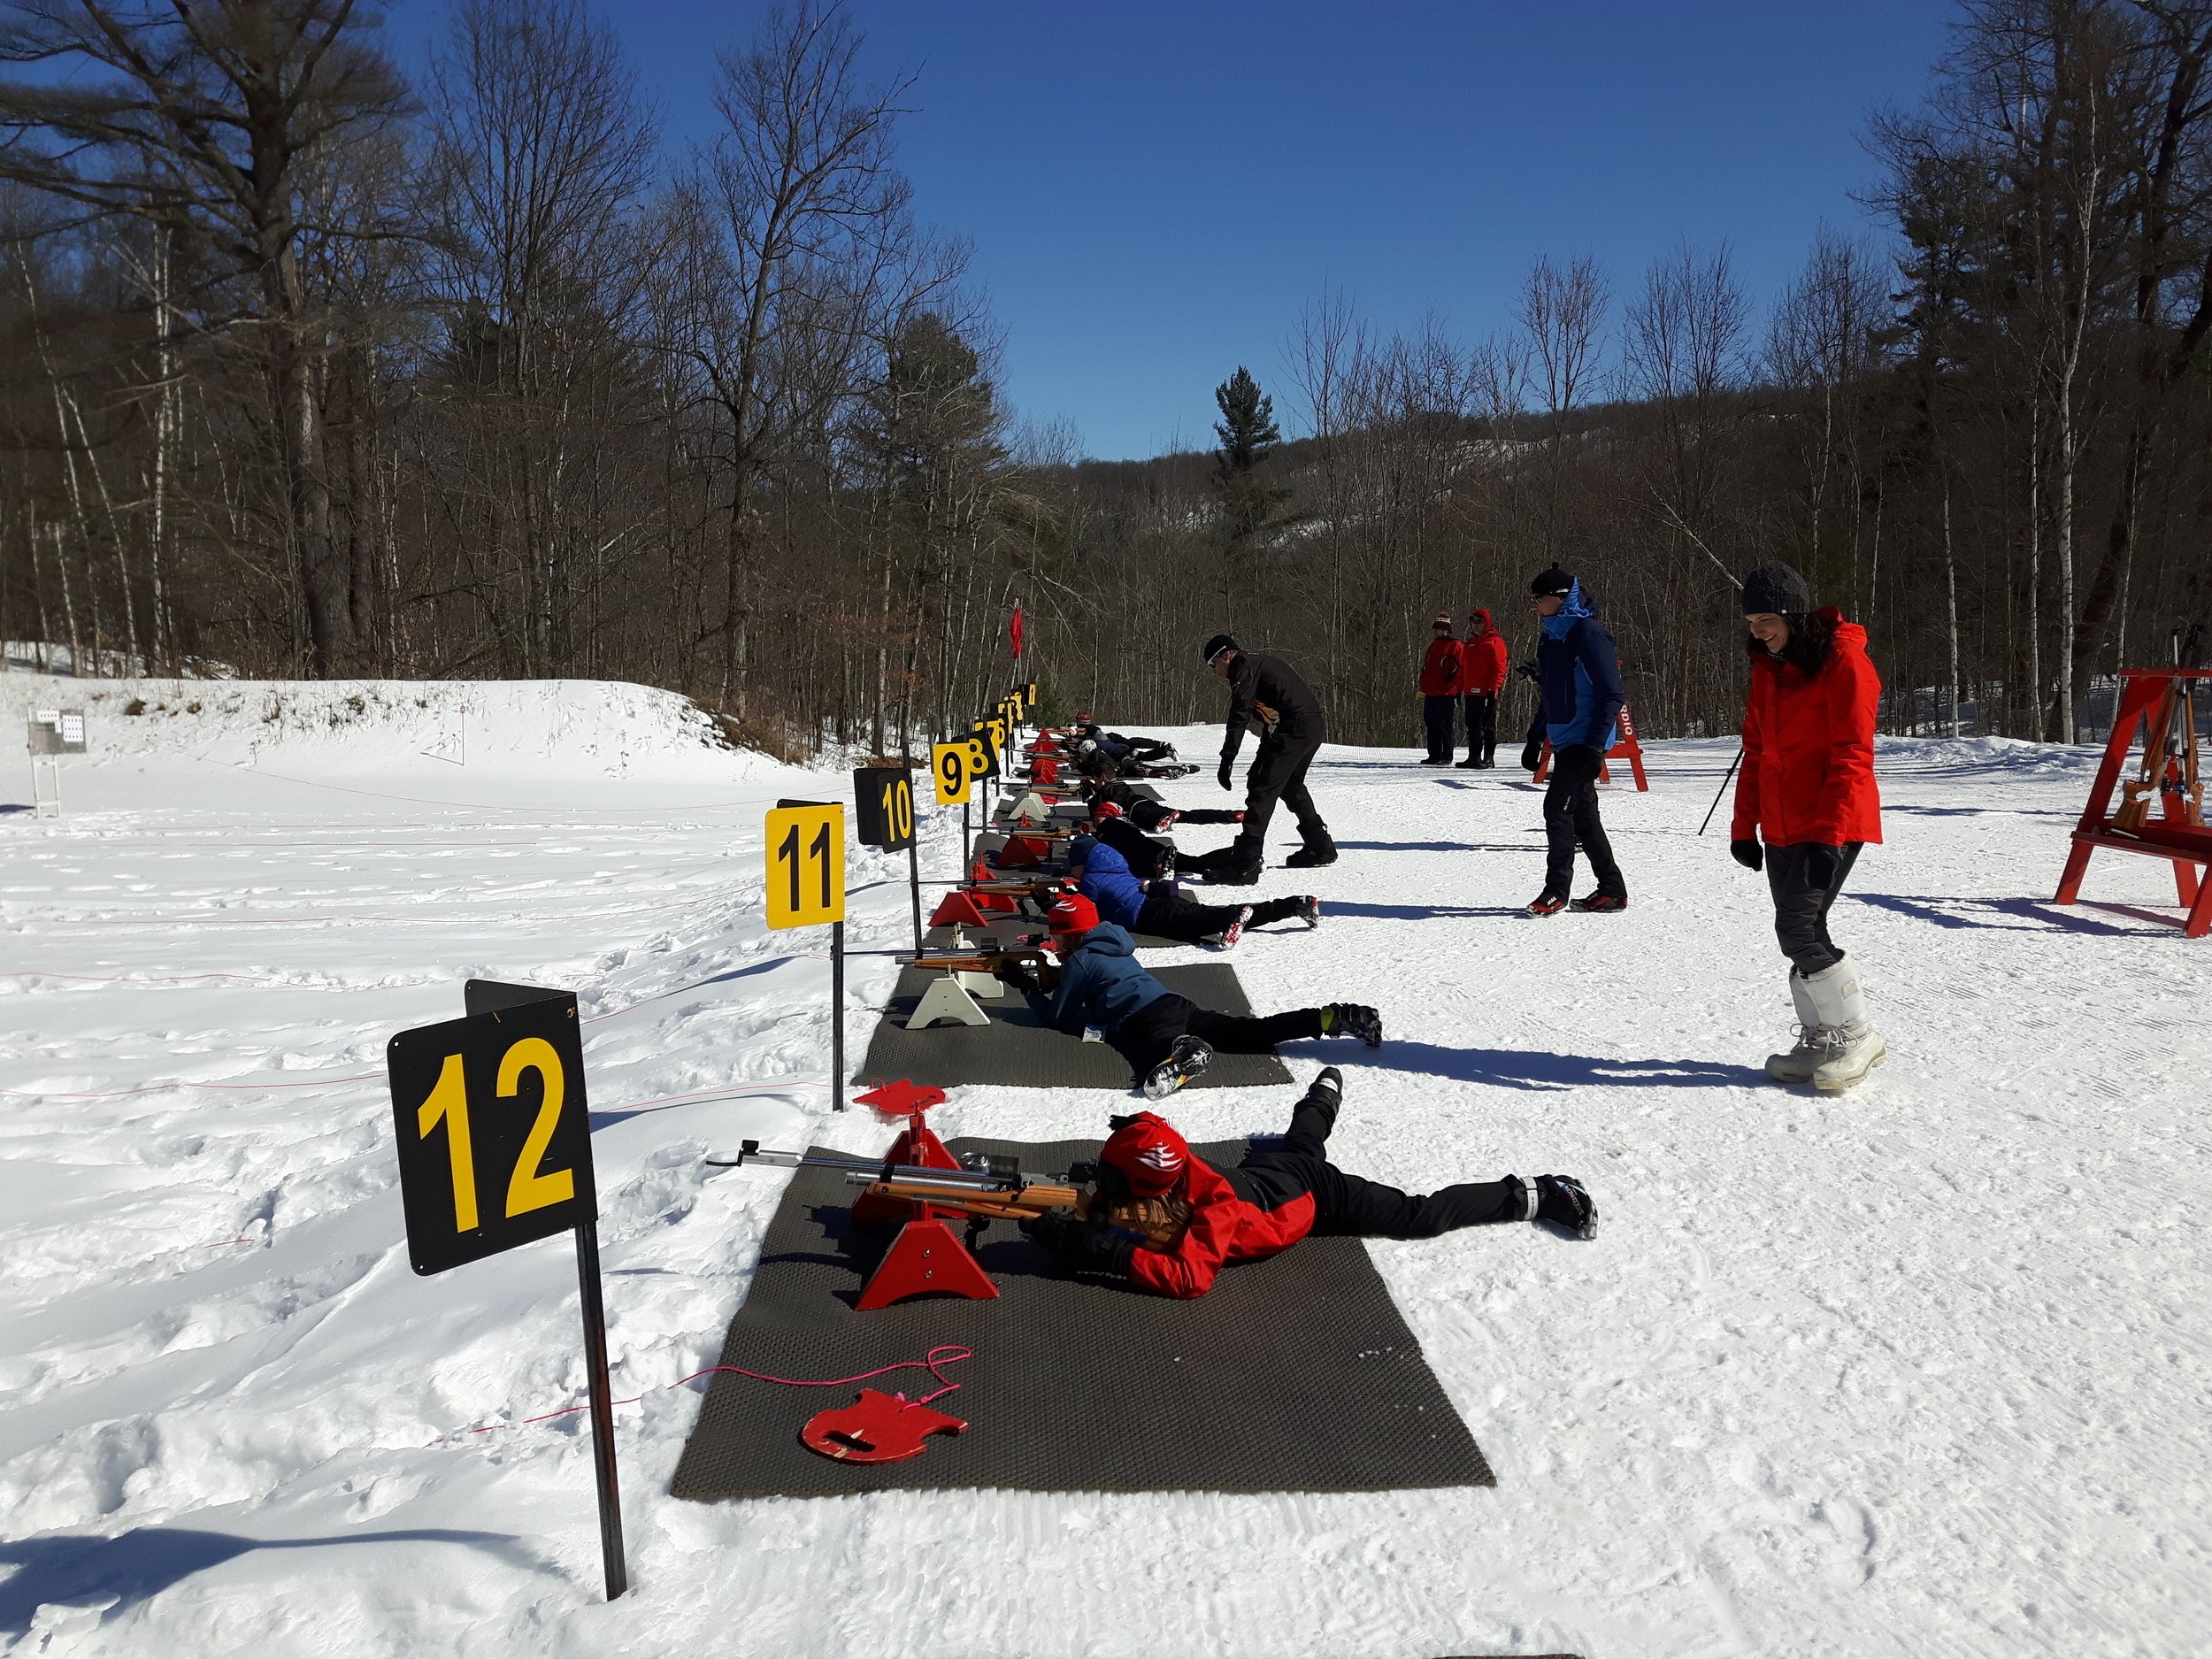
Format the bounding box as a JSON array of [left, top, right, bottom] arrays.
[[1730, 839, 1763, 872], [1805, 843, 1840, 891], [994, 961, 1040, 993], [1552, 743, 1602, 786], [1514, 661, 1539, 684], [1519, 737, 1544, 773], [1217, 757, 1234, 792], [1021, 1213, 1134, 1275]]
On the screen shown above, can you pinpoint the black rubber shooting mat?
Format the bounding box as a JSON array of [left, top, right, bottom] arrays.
[[670, 1136, 1494, 1500], [856, 962, 1294, 1088]]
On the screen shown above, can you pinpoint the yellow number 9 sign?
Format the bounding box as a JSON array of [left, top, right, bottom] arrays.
[[933, 737, 988, 805]]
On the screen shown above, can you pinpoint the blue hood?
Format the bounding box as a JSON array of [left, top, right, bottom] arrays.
[[1541, 579, 1594, 640], [1027, 921, 1171, 1034], [1074, 838, 1147, 928]]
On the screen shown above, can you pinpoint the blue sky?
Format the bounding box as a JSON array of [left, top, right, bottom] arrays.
[[389, 1, 1956, 460]]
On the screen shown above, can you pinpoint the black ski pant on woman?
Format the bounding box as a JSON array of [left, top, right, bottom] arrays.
[[1422, 695, 1458, 762], [1133, 890, 1304, 946], [1542, 743, 1625, 897], [1235, 1077, 1521, 1237], [1228, 733, 1328, 860], [1109, 991, 1322, 1079], [1461, 693, 1498, 765], [1764, 841, 1863, 976]]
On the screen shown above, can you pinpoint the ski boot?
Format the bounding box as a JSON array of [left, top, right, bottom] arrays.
[[1141, 1034, 1214, 1100]]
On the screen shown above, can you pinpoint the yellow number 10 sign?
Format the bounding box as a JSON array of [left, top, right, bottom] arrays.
[[766, 802, 845, 928]]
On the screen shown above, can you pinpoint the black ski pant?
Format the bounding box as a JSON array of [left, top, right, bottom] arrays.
[[1422, 695, 1457, 762], [1542, 743, 1624, 897], [1133, 890, 1303, 945], [1230, 733, 1327, 860], [1765, 841, 1863, 976], [1169, 807, 1242, 825], [1095, 816, 1171, 878], [1238, 1079, 1521, 1237], [1110, 991, 1323, 1078], [1461, 694, 1498, 764]]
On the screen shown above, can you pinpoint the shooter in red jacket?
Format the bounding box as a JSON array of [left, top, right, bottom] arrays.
[[1456, 607, 1510, 768], [1729, 561, 1885, 1093], [1021, 1070, 1596, 1298], [1417, 612, 1463, 764]]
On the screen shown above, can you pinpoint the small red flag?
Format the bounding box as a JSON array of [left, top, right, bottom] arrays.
[[1010, 603, 1025, 659]]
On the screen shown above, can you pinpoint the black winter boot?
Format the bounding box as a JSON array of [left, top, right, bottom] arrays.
[[1285, 835, 1337, 868]]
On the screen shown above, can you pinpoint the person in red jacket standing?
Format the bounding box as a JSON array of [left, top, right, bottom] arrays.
[[1729, 562, 1886, 1091], [1417, 611, 1463, 764], [1020, 1068, 1596, 1297], [1456, 607, 1510, 767]]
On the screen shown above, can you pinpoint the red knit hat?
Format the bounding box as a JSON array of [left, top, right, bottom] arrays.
[[1093, 799, 1125, 819], [1432, 611, 1452, 629], [1101, 1111, 1190, 1196], [1046, 892, 1099, 947]]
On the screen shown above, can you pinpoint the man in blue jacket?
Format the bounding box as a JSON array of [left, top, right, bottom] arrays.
[[995, 894, 1377, 1098], [1519, 565, 1628, 915], [1070, 834, 1317, 949]]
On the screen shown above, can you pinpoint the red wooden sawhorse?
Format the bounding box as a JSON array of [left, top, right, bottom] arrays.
[[1532, 702, 1650, 790], [2054, 667, 2212, 938]]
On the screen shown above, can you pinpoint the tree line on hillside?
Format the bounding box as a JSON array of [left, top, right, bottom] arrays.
[[0, 0, 2206, 755]]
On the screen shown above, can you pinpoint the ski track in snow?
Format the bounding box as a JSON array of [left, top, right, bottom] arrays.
[[1, 679, 2207, 1658]]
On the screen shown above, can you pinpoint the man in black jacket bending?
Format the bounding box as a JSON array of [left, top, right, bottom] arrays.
[[1194, 634, 1333, 883]]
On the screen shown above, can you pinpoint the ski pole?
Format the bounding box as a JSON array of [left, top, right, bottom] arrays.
[[1697, 749, 1742, 836]]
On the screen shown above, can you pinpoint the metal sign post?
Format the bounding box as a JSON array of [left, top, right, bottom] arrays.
[[27, 708, 87, 818], [768, 800, 849, 1110], [387, 979, 626, 1601]]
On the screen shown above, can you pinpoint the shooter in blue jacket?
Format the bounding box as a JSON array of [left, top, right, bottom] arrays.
[[1070, 834, 1317, 949], [1518, 564, 1629, 915], [995, 894, 1377, 1098]]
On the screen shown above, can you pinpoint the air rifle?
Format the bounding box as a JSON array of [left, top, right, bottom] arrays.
[[906, 943, 1053, 978], [715, 1141, 1096, 1225]]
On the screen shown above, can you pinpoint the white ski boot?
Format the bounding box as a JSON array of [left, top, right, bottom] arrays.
[[1800, 957, 1886, 1091], [1765, 972, 1829, 1084]]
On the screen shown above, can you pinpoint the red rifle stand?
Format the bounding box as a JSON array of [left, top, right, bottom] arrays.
[[2054, 668, 2212, 938], [847, 1079, 1002, 1310], [1532, 705, 1650, 790]]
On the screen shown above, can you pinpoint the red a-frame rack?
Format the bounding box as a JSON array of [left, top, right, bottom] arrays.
[[1532, 702, 1651, 790], [2054, 668, 2211, 938]]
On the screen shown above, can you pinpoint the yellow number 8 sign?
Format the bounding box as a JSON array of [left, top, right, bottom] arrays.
[[932, 736, 989, 804]]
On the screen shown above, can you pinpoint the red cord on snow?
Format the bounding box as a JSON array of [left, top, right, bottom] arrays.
[[443, 1345, 974, 1444]]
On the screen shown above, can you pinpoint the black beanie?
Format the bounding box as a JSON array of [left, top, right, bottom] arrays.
[[1530, 565, 1573, 599], [1202, 634, 1240, 664], [1740, 563, 1814, 616]]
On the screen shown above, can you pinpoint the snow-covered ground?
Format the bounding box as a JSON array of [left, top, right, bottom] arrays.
[[3, 679, 2207, 1659]]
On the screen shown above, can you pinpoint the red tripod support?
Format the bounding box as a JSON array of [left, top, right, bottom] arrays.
[[848, 1079, 1001, 1310], [2054, 668, 2211, 938], [1532, 703, 1650, 790]]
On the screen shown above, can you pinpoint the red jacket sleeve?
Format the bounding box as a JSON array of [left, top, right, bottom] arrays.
[[1732, 672, 1765, 842], [1472, 635, 1509, 695], [1123, 1201, 1240, 1299], [1809, 643, 1882, 846]]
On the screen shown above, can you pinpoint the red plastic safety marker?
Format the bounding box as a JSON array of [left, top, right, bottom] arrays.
[[855, 1079, 947, 1119], [802, 1389, 968, 1463]]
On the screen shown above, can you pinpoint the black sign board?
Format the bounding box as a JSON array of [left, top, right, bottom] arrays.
[[852, 765, 916, 850], [388, 986, 596, 1277]]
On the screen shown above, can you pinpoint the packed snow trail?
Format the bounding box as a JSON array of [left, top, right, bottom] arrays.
[[2, 680, 2207, 1658]]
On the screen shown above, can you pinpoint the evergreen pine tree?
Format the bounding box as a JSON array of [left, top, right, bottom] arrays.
[[1210, 367, 1293, 617]]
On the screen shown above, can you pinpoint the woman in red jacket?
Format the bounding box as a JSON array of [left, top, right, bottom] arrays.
[[1457, 607, 1510, 767], [1020, 1069, 1596, 1298], [1417, 612, 1464, 764], [1729, 562, 1885, 1091]]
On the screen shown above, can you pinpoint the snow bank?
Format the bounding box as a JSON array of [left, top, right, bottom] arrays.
[[0, 675, 780, 786]]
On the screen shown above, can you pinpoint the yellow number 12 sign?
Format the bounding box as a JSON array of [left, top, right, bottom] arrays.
[[766, 802, 845, 928]]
